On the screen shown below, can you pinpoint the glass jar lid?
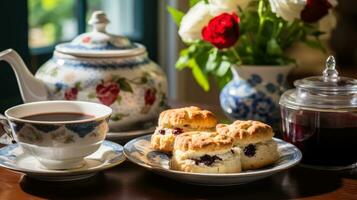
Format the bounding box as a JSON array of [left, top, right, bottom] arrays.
[[56, 11, 146, 57], [280, 56, 357, 111]]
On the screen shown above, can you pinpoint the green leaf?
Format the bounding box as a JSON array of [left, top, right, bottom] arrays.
[[216, 61, 231, 77], [275, 56, 296, 65], [267, 38, 283, 56], [188, 43, 198, 53], [141, 76, 148, 84], [311, 30, 326, 37], [111, 113, 128, 121], [259, 20, 275, 43], [303, 38, 327, 53], [167, 6, 184, 26], [117, 78, 133, 93], [190, 59, 210, 91], [206, 49, 219, 72], [87, 93, 96, 99], [111, 75, 119, 81], [116, 96, 122, 104], [74, 82, 82, 90], [189, 0, 201, 7], [195, 50, 209, 70], [176, 49, 190, 70], [216, 70, 233, 90], [176, 56, 189, 70]]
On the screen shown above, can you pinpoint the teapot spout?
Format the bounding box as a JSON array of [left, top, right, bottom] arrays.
[[0, 49, 47, 103]]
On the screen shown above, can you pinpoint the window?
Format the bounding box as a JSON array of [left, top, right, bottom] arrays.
[[0, 0, 159, 112], [28, 0, 158, 62], [28, 0, 77, 49], [87, 0, 137, 39]]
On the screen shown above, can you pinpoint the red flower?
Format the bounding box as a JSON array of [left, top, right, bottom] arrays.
[[64, 88, 78, 100], [96, 82, 120, 106], [301, 0, 332, 23], [144, 88, 156, 105], [202, 13, 240, 49]]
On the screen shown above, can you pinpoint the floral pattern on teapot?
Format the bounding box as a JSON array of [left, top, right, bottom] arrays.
[[36, 53, 168, 130]]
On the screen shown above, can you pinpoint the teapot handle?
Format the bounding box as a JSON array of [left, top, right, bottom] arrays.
[[0, 114, 15, 144]]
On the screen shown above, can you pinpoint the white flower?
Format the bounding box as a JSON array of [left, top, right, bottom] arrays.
[[178, 0, 250, 42], [269, 0, 306, 22], [209, 0, 250, 15], [178, 2, 211, 42], [269, 0, 338, 22]]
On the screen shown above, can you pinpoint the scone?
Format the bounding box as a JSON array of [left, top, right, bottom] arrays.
[[170, 131, 241, 173], [217, 120, 279, 170], [151, 106, 217, 152]]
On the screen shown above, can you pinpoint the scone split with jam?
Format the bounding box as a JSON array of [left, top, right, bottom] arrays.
[[217, 120, 279, 170], [170, 131, 242, 173], [151, 106, 217, 152]]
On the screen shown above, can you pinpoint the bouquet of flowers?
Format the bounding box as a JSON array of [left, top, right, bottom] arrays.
[[168, 0, 337, 91]]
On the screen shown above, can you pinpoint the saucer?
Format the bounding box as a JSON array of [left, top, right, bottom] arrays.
[[124, 135, 302, 186], [106, 125, 156, 141], [0, 140, 125, 181]]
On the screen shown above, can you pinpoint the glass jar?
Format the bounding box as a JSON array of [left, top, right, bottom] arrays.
[[279, 56, 357, 170]]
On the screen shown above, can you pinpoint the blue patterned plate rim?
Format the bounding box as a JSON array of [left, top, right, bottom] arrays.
[[124, 134, 302, 177], [0, 140, 125, 176]]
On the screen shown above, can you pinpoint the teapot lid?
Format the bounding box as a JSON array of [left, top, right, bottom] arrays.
[[55, 11, 145, 57], [280, 56, 357, 111]]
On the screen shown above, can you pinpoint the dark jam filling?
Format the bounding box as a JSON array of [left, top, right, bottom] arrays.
[[193, 155, 222, 166], [158, 128, 184, 135], [243, 144, 256, 157], [159, 129, 165, 135], [172, 128, 183, 135]]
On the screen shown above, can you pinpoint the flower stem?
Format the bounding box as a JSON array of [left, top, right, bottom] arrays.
[[231, 47, 242, 64]]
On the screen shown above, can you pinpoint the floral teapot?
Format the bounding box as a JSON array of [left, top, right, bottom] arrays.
[[0, 11, 168, 131]]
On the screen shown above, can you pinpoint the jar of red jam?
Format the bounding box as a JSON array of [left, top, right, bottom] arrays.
[[279, 56, 357, 170]]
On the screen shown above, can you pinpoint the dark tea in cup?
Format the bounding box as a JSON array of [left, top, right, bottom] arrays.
[[22, 112, 94, 122]]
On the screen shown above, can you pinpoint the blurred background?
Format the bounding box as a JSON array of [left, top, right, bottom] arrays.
[[0, 0, 356, 112]]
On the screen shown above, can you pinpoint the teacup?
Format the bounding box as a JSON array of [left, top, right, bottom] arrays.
[[0, 101, 112, 170]]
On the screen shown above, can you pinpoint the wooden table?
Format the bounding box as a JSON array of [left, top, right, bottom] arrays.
[[0, 160, 356, 200], [0, 103, 357, 199]]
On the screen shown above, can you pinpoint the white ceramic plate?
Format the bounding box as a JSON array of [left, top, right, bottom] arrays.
[[124, 135, 302, 186], [106, 125, 156, 141], [0, 140, 125, 181]]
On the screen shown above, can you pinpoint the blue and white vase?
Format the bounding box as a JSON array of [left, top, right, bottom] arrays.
[[220, 65, 293, 126]]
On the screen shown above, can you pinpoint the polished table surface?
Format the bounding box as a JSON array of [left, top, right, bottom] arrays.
[[0, 160, 356, 200], [0, 102, 357, 200]]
